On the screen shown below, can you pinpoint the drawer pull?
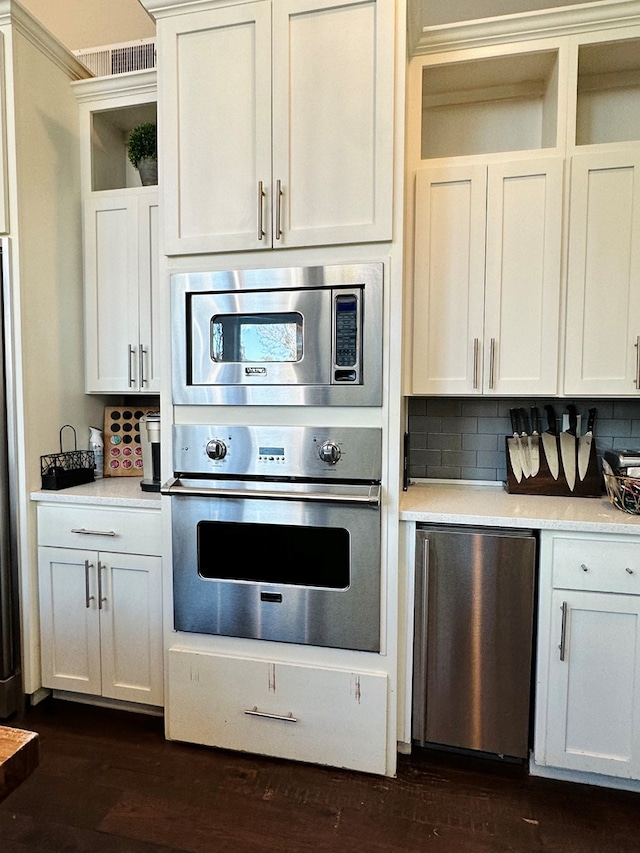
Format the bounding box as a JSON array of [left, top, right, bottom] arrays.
[[71, 528, 117, 537], [244, 706, 298, 724], [559, 601, 568, 661], [580, 563, 589, 572], [626, 567, 634, 575]]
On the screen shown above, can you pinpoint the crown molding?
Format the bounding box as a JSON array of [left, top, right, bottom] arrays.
[[412, 0, 640, 55]]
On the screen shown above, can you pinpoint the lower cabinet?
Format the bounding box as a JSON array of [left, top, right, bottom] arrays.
[[36, 504, 163, 707], [535, 532, 640, 780], [167, 648, 388, 775]]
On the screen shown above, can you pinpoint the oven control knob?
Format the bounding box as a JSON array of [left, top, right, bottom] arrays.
[[206, 439, 227, 461], [318, 441, 341, 465]]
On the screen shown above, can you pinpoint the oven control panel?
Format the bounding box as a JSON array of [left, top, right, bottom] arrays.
[[173, 424, 382, 481]]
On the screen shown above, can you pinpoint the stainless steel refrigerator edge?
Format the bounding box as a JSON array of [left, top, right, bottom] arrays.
[[412, 526, 536, 759]]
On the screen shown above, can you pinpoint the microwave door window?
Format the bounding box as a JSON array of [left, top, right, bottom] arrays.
[[211, 313, 303, 363]]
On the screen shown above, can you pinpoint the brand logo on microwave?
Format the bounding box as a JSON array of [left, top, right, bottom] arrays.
[[245, 367, 267, 376]]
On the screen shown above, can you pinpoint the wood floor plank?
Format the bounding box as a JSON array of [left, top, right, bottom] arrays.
[[1, 698, 639, 852]]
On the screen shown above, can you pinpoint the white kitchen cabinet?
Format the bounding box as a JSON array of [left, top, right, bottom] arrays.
[[83, 190, 160, 394], [535, 532, 640, 780], [154, 0, 394, 254], [411, 157, 563, 395], [563, 151, 640, 396], [167, 648, 388, 775], [37, 504, 163, 707]]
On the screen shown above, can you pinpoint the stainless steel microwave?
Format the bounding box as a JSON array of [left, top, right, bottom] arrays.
[[171, 263, 383, 406]]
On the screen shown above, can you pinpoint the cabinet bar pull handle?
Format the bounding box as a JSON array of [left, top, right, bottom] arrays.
[[128, 344, 136, 388], [472, 338, 479, 389], [97, 562, 107, 609], [636, 336, 640, 389], [71, 528, 117, 537], [274, 179, 283, 240], [257, 180, 265, 240], [244, 706, 297, 723], [84, 560, 94, 609], [139, 343, 147, 387], [559, 601, 568, 661], [489, 338, 496, 389]]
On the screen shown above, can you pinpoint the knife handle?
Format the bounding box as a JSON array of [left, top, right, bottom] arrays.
[[587, 407, 596, 434], [518, 407, 528, 435], [545, 404, 557, 436], [510, 408, 519, 435], [567, 404, 578, 436], [531, 406, 541, 434]]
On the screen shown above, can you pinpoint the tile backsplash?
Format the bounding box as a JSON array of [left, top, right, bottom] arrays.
[[407, 398, 640, 483]]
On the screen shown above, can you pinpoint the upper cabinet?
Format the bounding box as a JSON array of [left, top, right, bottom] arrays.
[[73, 71, 160, 395], [152, 0, 394, 255], [406, 3, 640, 398], [412, 157, 563, 396]]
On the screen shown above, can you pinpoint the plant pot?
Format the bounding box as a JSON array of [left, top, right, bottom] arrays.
[[137, 157, 158, 186]]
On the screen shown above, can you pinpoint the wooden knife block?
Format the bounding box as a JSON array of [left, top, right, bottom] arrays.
[[504, 435, 602, 497]]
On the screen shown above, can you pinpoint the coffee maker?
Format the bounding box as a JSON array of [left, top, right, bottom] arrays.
[[140, 412, 161, 492]]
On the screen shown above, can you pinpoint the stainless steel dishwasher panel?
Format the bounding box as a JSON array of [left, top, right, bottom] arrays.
[[412, 526, 536, 759]]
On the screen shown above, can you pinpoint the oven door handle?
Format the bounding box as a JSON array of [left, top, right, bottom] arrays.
[[161, 477, 381, 506]]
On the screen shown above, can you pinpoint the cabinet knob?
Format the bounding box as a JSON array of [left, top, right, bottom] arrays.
[[626, 567, 634, 575], [580, 563, 589, 572]]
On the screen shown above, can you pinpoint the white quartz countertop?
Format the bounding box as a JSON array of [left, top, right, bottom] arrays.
[[30, 476, 161, 508], [400, 481, 640, 534]]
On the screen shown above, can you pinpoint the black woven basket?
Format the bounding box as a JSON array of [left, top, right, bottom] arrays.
[[40, 425, 95, 490]]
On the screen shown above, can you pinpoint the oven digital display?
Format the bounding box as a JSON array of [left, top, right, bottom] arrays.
[[211, 312, 303, 363], [259, 446, 285, 457]]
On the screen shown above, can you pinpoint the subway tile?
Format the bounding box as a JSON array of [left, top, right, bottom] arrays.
[[408, 464, 427, 479], [407, 397, 428, 417], [461, 400, 499, 417], [613, 401, 640, 419], [478, 416, 511, 435], [428, 433, 462, 451], [463, 433, 498, 451], [477, 450, 504, 469], [442, 450, 477, 468], [441, 416, 478, 434], [461, 467, 499, 481], [425, 466, 461, 479], [597, 419, 632, 438], [425, 399, 462, 417], [411, 449, 442, 467]]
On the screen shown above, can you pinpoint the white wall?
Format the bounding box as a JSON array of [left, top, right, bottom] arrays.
[[20, 0, 154, 50]]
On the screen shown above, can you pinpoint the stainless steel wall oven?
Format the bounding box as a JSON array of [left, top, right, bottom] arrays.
[[171, 263, 383, 406], [163, 424, 382, 652]]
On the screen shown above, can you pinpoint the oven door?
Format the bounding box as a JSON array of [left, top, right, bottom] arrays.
[[169, 484, 381, 652]]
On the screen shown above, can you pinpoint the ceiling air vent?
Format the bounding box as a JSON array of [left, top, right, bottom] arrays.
[[74, 38, 156, 77]]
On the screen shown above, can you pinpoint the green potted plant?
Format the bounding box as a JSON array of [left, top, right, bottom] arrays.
[[127, 122, 157, 186]]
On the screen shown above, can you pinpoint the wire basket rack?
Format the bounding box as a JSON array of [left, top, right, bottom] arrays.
[[40, 425, 95, 490], [603, 460, 640, 515]]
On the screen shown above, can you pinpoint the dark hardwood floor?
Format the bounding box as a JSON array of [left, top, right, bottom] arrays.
[[0, 697, 639, 852]]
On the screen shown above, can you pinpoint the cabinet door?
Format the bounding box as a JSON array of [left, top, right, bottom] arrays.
[[38, 546, 102, 695], [83, 195, 141, 393], [564, 151, 640, 396], [137, 194, 160, 393], [411, 164, 487, 394], [159, 2, 272, 255], [99, 553, 163, 707], [544, 589, 640, 779], [271, 0, 393, 247], [484, 157, 563, 395]]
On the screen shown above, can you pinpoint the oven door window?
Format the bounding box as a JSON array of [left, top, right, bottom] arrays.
[[211, 313, 303, 363], [197, 520, 350, 588]]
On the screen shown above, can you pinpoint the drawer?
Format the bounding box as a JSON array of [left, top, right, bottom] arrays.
[[167, 649, 388, 775], [37, 504, 162, 555], [551, 535, 640, 594]]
